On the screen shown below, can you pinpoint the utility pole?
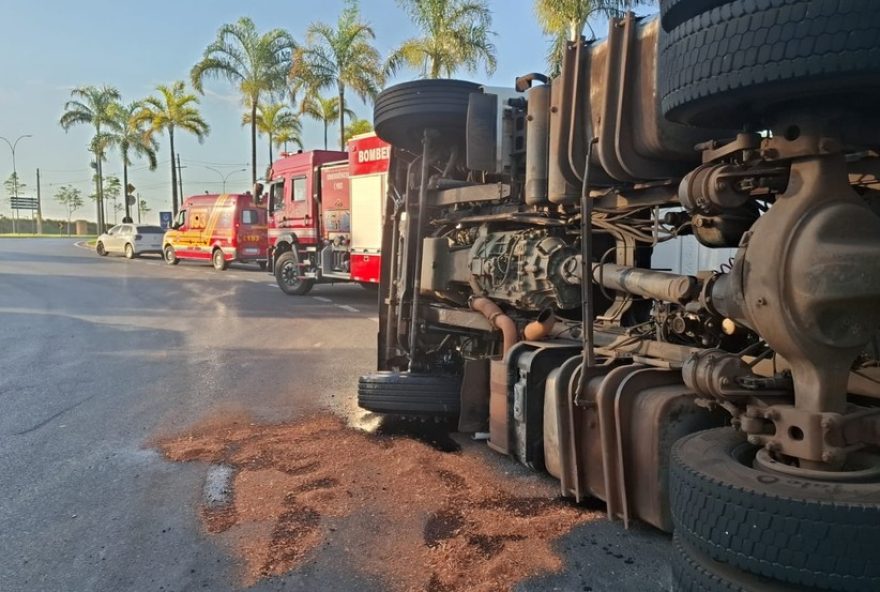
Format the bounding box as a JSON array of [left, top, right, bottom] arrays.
[[177, 154, 184, 201], [35, 168, 42, 235]]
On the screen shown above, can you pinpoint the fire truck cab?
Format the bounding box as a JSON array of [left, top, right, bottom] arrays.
[[265, 133, 389, 295]]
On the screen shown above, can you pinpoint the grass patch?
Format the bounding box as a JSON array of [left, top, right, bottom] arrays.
[[0, 233, 96, 239]]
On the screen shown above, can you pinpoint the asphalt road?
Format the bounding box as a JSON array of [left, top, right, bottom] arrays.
[[0, 238, 671, 592]]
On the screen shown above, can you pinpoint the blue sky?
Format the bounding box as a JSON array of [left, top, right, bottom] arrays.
[[0, 0, 653, 222]]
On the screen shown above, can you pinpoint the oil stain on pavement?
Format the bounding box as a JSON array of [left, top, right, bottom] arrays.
[[157, 413, 599, 591]]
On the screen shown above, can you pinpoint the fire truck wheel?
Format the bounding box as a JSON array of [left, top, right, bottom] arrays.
[[212, 249, 228, 271], [163, 245, 178, 265], [659, 0, 880, 127], [670, 428, 880, 592], [124, 243, 135, 259], [358, 372, 461, 417], [373, 79, 481, 152], [275, 250, 314, 295], [96, 242, 107, 256]]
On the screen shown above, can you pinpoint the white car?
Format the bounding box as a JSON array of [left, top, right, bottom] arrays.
[[96, 224, 165, 259]]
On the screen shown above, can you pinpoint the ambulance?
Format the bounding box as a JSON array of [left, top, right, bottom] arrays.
[[162, 193, 268, 271]]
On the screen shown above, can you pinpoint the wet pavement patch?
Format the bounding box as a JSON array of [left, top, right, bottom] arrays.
[[157, 413, 598, 590]]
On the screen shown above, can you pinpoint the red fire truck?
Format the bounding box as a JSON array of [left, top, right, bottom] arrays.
[[264, 133, 389, 295]]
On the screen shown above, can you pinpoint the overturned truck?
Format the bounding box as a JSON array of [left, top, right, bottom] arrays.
[[360, 2, 880, 590]]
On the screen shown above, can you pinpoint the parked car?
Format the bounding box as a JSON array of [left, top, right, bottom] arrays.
[[162, 193, 268, 270], [95, 224, 165, 259]]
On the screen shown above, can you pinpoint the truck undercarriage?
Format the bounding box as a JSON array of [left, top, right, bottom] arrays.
[[361, 3, 880, 590]]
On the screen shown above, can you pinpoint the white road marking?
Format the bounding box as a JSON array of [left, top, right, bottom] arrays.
[[368, 316, 380, 323], [267, 283, 278, 288], [337, 304, 359, 313], [313, 296, 332, 303]]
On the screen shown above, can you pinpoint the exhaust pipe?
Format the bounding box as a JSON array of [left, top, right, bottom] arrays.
[[469, 296, 518, 357]]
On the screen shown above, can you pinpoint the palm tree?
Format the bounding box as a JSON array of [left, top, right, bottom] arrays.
[[301, 95, 355, 150], [290, 0, 384, 150], [59, 84, 121, 230], [191, 17, 296, 184], [241, 102, 302, 164], [388, 0, 497, 79], [138, 82, 210, 215], [344, 118, 373, 143], [535, 0, 645, 75], [274, 127, 304, 154], [107, 101, 158, 221]]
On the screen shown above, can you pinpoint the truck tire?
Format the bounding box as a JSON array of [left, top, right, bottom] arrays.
[[358, 372, 461, 417], [660, 0, 734, 32], [373, 79, 481, 151], [670, 428, 880, 592], [212, 248, 228, 271], [671, 536, 813, 592], [275, 250, 313, 295], [659, 0, 880, 127], [163, 245, 178, 265]]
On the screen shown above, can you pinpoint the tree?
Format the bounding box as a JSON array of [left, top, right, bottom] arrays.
[[138, 81, 210, 216], [138, 198, 151, 223], [241, 102, 302, 164], [301, 95, 355, 150], [291, 0, 384, 150], [535, 0, 646, 75], [59, 84, 121, 231], [4, 172, 26, 199], [4, 173, 27, 232], [344, 118, 373, 143], [191, 17, 296, 184], [388, 0, 497, 79], [55, 185, 84, 235], [104, 176, 121, 224], [107, 101, 158, 221]]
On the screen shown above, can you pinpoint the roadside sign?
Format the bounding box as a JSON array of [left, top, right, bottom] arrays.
[[159, 211, 173, 229], [126, 194, 136, 206], [11, 197, 38, 210]]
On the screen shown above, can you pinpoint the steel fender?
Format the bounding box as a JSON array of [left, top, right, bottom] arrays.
[[272, 233, 298, 252]]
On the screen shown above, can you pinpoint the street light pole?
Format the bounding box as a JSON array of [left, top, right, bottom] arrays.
[[0, 134, 33, 235], [203, 166, 247, 194]]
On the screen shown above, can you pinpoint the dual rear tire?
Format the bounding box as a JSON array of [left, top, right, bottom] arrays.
[[670, 428, 880, 591], [658, 0, 880, 128]]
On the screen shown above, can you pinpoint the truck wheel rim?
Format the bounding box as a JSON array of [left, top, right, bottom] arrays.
[[280, 260, 300, 286]]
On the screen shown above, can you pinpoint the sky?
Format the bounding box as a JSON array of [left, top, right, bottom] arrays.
[[0, 0, 654, 223]]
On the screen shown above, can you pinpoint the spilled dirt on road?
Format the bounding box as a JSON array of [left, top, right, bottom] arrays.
[[158, 413, 596, 591]]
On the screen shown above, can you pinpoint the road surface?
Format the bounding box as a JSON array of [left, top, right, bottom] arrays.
[[0, 238, 672, 591]]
